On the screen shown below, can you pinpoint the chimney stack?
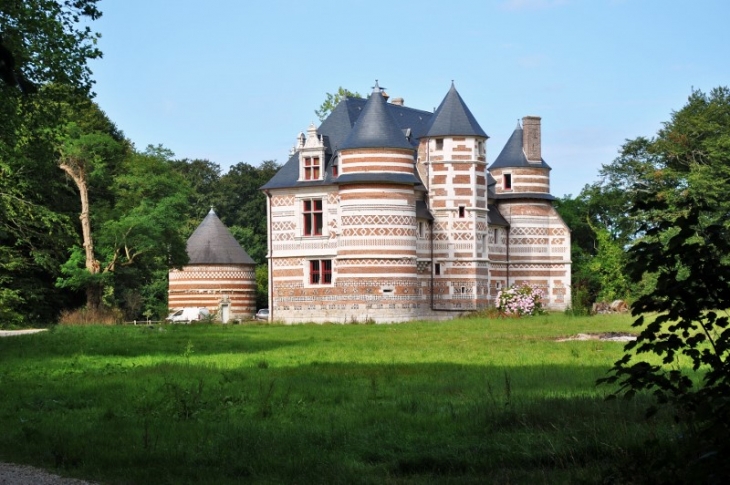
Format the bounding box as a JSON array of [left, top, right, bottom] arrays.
[[522, 116, 541, 162], [390, 97, 404, 106]]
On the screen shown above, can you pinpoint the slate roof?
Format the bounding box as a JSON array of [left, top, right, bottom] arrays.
[[487, 204, 509, 227], [186, 209, 256, 265], [340, 85, 414, 151], [425, 83, 488, 138], [489, 122, 551, 170], [261, 89, 433, 191]]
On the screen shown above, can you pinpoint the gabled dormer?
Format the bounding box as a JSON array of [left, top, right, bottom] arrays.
[[298, 123, 325, 182]]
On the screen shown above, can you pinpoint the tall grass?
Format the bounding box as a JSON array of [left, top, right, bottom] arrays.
[[0, 314, 676, 484]]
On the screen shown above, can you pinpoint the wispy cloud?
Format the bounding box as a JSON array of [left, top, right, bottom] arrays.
[[500, 0, 569, 11]]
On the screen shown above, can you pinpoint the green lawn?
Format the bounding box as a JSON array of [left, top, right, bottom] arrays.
[[0, 314, 675, 484]]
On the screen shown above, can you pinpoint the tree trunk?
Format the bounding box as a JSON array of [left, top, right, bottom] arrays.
[[60, 159, 101, 309]]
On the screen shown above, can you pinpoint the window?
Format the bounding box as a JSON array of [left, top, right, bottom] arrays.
[[503, 173, 512, 190], [458, 206, 465, 218], [332, 163, 338, 177], [435, 263, 441, 276], [418, 221, 425, 238], [435, 138, 444, 150], [303, 157, 321, 180], [303, 199, 323, 236], [310, 259, 332, 285]]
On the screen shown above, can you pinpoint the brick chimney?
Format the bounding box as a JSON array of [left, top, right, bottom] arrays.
[[390, 97, 404, 106], [522, 116, 541, 162]]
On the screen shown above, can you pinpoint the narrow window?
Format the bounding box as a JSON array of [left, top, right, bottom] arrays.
[[503, 173, 512, 190], [303, 199, 323, 236], [458, 206, 465, 218], [310, 259, 332, 285], [418, 221, 425, 238], [332, 163, 338, 177], [435, 138, 444, 150], [304, 157, 321, 180], [435, 263, 441, 276]]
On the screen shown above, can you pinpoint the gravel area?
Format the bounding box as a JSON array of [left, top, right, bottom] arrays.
[[0, 463, 97, 484]]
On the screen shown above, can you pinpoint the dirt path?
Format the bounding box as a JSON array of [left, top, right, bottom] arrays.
[[0, 462, 96, 484]]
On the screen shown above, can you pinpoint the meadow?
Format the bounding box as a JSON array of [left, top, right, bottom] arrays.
[[0, 314, 676, 484]]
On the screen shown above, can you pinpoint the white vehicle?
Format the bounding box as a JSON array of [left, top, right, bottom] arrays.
[[166, 307, 211, 323]]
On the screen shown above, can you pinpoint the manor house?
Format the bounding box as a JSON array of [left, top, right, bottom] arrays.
[[260, 82, 571, 323]]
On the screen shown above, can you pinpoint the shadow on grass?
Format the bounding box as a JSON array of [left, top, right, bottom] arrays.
[[0, 357, 672, 485]]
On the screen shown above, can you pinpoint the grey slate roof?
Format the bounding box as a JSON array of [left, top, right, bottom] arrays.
[[187, 209, 256, 265], [489, 123, 551, 170], [425, 84, 488, 138], [339, 87, 415, 151], [487, 204, 510, 227], [260, 92, 433, 191]]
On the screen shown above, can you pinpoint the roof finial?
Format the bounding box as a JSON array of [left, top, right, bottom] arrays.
[[372, 80, 386, 93]]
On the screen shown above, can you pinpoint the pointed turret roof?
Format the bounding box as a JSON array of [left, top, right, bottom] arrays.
[[339, 82, 414, 151], [425, 83, 488, 138], [490, 122, 550, 170], [186, 209, 256, 265]]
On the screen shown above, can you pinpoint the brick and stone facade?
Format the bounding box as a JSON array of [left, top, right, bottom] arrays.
[[168, 209, 257, 322], [261, 83, 571, 323]]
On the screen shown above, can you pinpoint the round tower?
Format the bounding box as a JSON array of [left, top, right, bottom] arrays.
[[168, 209, 257, 322], [335, 83, 421, 322]]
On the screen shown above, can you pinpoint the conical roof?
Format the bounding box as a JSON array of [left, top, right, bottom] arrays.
[[425, 83, 488, 138], [186, 209, 256, 265], [339, 83, 413, 151], [490, 122, 550, 170]]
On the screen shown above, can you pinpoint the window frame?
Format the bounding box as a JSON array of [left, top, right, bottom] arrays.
[[303, 156, 321, 180], [503, 173, 512, 191], [309, 259, 332, 285], [302, 198, 323, 236]]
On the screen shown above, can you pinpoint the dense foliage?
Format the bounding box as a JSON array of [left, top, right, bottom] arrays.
[[599, 87, 730, 482], [0, 3, 278, 325]]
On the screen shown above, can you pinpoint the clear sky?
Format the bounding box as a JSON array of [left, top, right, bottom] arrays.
[[89, 0, 730, 198]]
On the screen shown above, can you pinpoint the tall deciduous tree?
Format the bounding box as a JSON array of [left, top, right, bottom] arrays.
[[600, 87, 730, 482]]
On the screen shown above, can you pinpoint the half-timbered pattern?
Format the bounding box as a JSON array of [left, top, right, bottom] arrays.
[[261, 83, 571, 323]]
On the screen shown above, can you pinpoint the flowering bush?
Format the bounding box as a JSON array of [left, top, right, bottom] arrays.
[[496, 285, 545, 317]]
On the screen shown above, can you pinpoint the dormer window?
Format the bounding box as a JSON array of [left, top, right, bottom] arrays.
[[304, 157, 321, 180], [332, 162, 338, 178]]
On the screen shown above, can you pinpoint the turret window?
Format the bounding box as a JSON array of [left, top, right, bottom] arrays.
[[503, 173, 512, 191], [458, 206, 465, 218], [435, 138, 444, 150]]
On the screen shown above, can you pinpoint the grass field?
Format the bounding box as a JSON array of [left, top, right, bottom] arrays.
[[0, 314, 676, 484]]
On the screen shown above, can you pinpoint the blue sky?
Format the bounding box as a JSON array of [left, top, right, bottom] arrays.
[[90, 0, 730, 198]]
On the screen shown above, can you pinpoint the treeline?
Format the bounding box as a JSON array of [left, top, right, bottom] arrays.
[[0, 82, 278, 324], [1, 2, 278, 325]]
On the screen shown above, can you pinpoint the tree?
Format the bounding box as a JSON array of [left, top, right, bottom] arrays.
[[315, 87, 362, 121], [0, 0, 102, 94], [57, 145, 193, 318], [599, 87, 730, 481], [56, 123, 126, 309]]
